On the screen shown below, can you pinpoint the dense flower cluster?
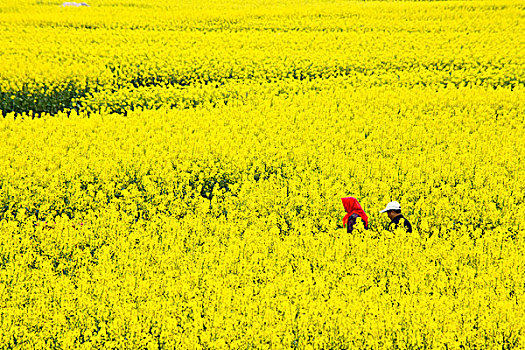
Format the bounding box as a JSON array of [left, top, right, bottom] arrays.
[[1, 0, 523, 115], [0, 0, 524, 349]]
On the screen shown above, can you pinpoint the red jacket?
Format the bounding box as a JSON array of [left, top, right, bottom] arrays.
[[342, 197, 369, 229]]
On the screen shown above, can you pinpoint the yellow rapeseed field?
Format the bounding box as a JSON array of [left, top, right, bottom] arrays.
[[0, 0, 524, 348]]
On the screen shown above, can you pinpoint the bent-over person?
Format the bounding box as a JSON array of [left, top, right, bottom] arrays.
[[342, 197, 369, 233]]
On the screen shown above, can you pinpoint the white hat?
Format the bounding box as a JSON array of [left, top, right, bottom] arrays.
[[380, 201, 401, 213]]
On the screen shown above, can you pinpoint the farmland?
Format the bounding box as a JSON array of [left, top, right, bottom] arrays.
[[0, 0, 524, 348]]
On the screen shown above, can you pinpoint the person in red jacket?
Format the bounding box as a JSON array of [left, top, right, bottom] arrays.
[[341, 197, 369, 233]]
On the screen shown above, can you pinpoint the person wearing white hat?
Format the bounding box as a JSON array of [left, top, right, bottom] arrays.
[[380, 201, 412, 233]]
